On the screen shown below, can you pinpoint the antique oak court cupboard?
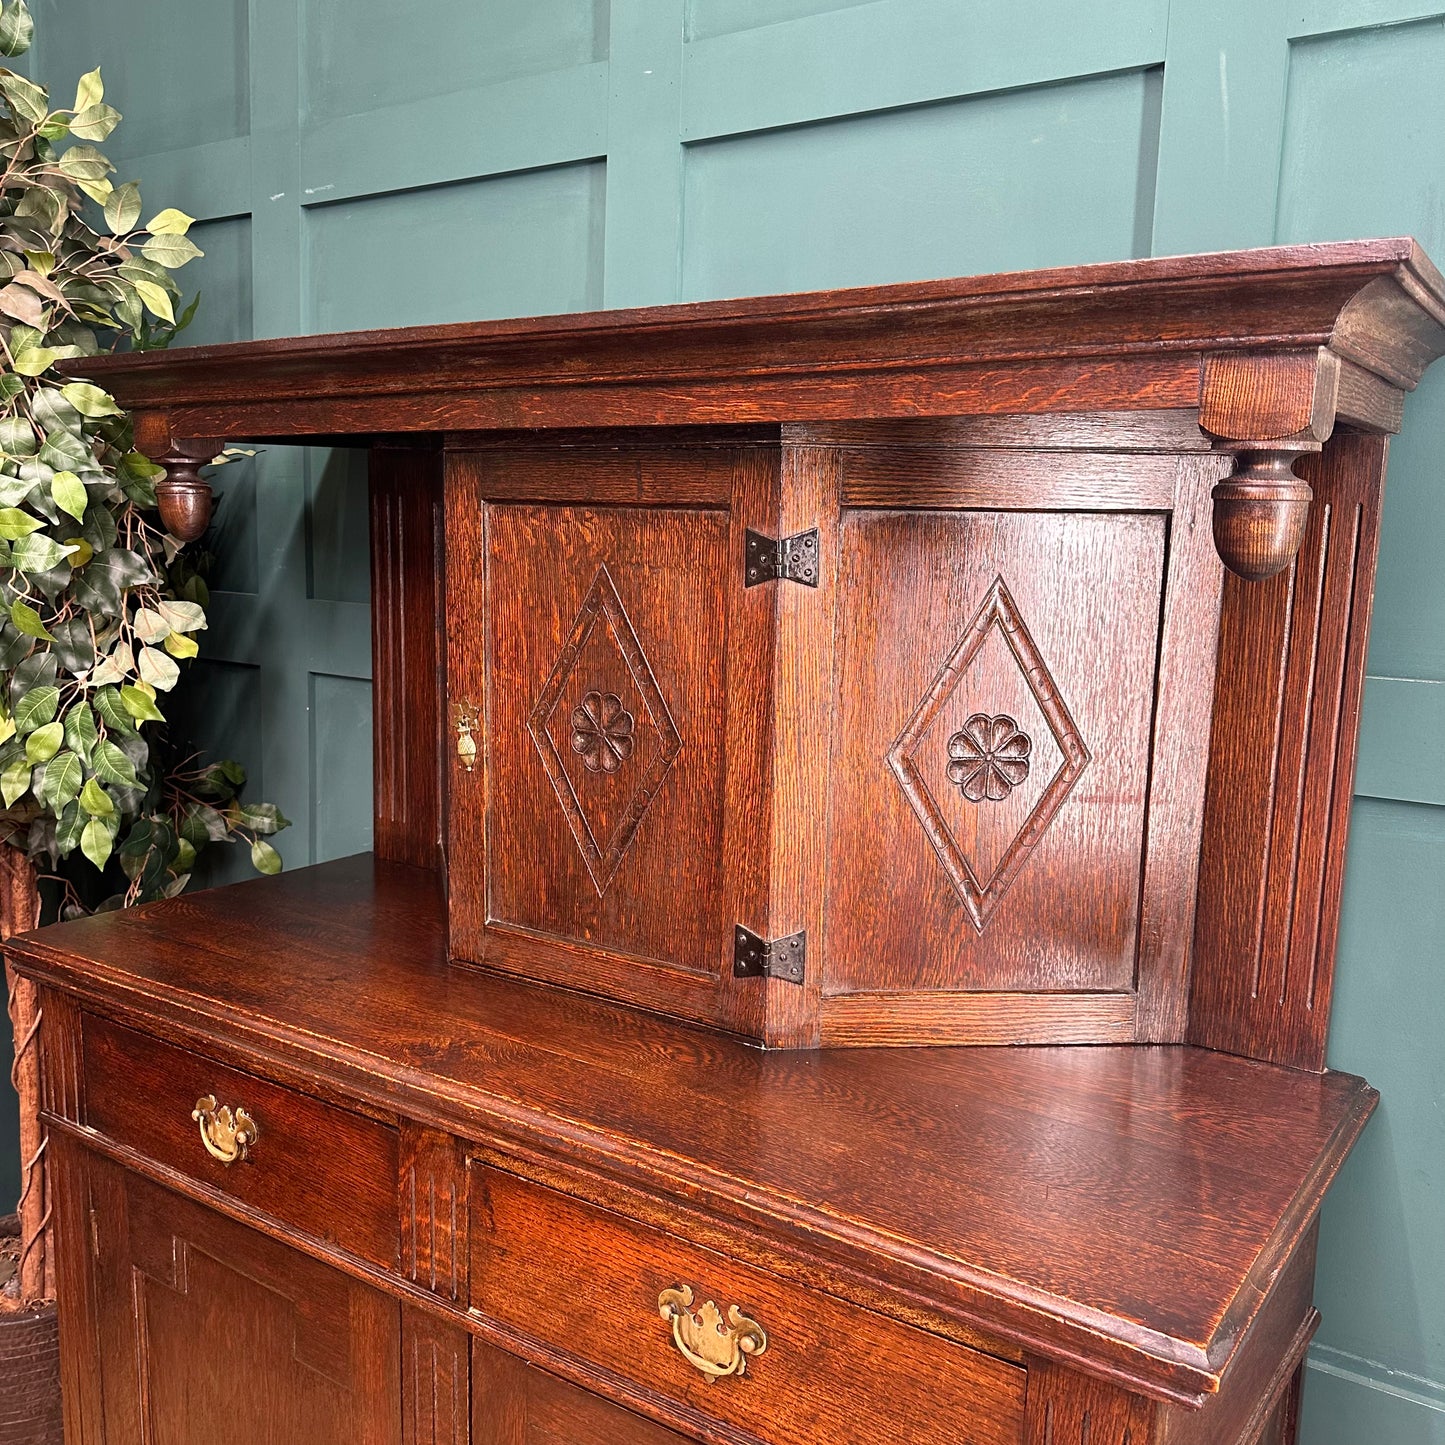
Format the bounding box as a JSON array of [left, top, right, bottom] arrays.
[[8, 238, 1445, 1445]]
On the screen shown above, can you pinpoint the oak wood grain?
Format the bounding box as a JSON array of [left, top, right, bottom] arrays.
[[470, 1163, 1026, 1445], [9, 855, 1377, 1404]]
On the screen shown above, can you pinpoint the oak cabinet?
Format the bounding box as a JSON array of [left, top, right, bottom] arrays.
[[14, 240, 1445, 1445]]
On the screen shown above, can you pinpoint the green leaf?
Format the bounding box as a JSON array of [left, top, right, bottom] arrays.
[[68, 103, 120, 141], [180, 801, 227, 845], [174, 836, 196, 871], [120, 451, 165, 483], [250, 839, 281, 876], [10, 533, 70, 572], [12, 683, 57, 734], [49, 616, 94, 674], [0, 507, 43, 540], [54, 799, 83, 854], [9, 597, 50, 638], [79, 776, 112, 817], [141, 233, 202, 269], [162, 630, 198, 660], [132, 279, 174, 324], [0, 1, 35, 57], [24, 718, 61, 762], [92, 686, 134, 734], [37, 428, 90, 472], [93, 738, 138, 788], [233, 802, 290, 836], [80, 815, 111, 869], [41, 747, 80, 806], [14, 183, 63, 235], [133, 607, 169, 644], [0, 70, 47, 122], [103, 181, 140, 234], [156, 599, 207, 633], [119, 684, 164, 723], [0, 707, 12, 745], [0, 415, 35, 454], [0, 754, 28, 805], [137, 645, 178, 691], [10, 346, 56, 376], [50, 469, 87, 521], [73, 67, 102, 111], [57, 142, 111, 182], [58, 382, 122, 418], [75, 176, 112, 207], [64, 701, 97, 761], [144, 206, 194, 235]]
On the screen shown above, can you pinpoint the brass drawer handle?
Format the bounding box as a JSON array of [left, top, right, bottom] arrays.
[[191, 1094, 259, 1166], [658, 1284, 767, 1383]]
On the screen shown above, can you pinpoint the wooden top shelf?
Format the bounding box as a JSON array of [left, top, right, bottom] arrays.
[[7, 855, 1376, 1407], [66, 237, 1445, 443]]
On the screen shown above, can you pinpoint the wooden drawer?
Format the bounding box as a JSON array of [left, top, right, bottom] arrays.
[[81, 1013, 399, 1271], [470, 1165, 1025, 1445]]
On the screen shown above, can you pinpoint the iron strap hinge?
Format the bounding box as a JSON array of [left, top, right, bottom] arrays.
[[733, 925, 806, 985], [744, 528, 820, 588]]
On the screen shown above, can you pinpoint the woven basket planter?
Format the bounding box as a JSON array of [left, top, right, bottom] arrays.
[[0, 1296, 61, 1445], [0, 1211, 61, 1445]]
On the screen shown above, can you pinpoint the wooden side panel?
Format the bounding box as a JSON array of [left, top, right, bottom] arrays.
[[404, 1309, 470, 1445], [371, 445, 445, 870], [1190, 432, 1389, 1069], [49, 1132, 102, 1445], [1024, 1361, 1154, 1445], [1156, 1226, 1318, 1445]]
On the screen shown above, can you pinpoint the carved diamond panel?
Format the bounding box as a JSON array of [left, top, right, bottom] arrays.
[[887, 576, 1090, 932], [528, 565, 683, 895]]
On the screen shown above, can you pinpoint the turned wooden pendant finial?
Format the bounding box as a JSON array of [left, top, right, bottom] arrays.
[[1211, 449, 1312, 583], [155, 441, 217, 542]]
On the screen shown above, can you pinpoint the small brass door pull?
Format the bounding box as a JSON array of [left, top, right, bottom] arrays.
[[192, 1094, 259, 1166], [657, 1284, 767, 1382]]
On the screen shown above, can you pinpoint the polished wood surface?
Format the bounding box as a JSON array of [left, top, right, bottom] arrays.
[[11, 855, 1375, 1404], [76, 240, 1445, 446], [82, 1011, 400, 1271], [471, 1163, 1025, 1445], [84, 1152, 401, 1445]]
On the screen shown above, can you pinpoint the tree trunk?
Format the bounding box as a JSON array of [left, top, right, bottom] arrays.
[[1, 846, 43, 1302]]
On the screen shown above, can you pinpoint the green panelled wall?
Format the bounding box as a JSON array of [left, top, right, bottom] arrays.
[[2, 3, 1441, 1438]]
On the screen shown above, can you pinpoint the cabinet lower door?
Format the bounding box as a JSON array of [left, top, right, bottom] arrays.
[[86, 1156, 401, 1445], [474, 1341, 690, 1445]]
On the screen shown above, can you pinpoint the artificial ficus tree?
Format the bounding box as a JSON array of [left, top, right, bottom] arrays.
[[0, 0, 288, 1310]]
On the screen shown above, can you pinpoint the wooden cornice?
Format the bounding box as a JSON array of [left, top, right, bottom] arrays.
[[67, 237, 1445, 579]]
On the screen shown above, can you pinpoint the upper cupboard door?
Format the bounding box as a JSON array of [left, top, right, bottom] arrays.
[[446, 443, 772, 1032], [823, 507, 1170, 1038]]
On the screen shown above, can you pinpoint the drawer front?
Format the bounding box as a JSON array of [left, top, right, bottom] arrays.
[[471, 1165, 1025, 1445], [81, 1013, 398, 1271]]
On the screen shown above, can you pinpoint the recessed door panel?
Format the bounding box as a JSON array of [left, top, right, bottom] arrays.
[[485, 504, 731, 981], [826, 508, 1166, 997]]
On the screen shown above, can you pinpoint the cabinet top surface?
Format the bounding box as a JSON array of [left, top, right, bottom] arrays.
[[9, 855, 1375, 1403], [65, 236, 1445, 439]]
